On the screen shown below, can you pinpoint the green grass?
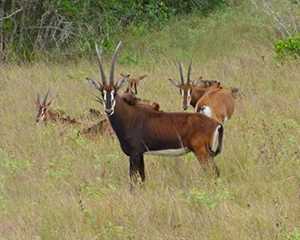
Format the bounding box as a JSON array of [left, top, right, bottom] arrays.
[[1, 2, 300, 239]]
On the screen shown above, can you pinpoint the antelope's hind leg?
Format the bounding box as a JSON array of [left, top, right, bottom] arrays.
[[193, 145, 220, 179]]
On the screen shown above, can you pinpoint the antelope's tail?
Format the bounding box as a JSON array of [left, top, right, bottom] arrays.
[[207, 124, 223, 157]]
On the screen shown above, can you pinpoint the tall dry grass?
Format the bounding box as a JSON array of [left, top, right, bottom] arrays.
[[1, 2, 300, 240]]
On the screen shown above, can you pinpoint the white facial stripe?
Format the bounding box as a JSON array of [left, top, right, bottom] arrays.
[[181, 90, 184, 97], [103, 90, 107, 101], [110, 91, 114, 101]]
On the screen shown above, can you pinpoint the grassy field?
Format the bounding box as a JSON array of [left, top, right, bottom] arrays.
[[1, 2, 300, 239]]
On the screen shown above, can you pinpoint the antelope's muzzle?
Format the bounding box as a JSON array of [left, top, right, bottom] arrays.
[[104, 109, 114, 116], [182, 106, 188, 111]]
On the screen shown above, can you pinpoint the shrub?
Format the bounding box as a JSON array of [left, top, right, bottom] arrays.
[[275, 35, 300, 60]]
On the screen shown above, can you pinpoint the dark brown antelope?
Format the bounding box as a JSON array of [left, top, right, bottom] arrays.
[[87, 41, 224, 188], [85, 74, 147, 120], [168, 63, 235, 124]]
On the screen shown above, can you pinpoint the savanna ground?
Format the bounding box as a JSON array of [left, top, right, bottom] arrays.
[[1, 2, 300, 240]]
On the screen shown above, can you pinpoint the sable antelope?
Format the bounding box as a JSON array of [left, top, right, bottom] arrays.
[[85, 74, 147, 118], [34, 89, 114, 140], [87, 41, 224, 188], [168, 61, 200, 110], [168, 63, 235, 124], [83, 74, 153, 140], [81, 118, 114, 139], [34, 89, 78, 124], [194, 81, 235, 124], [121, 74, 148, 95]]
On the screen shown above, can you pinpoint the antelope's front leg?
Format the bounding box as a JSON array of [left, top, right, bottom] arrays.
[[129, 153, 145, 190]]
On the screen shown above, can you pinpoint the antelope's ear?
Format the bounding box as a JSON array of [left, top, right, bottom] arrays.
[[115, 76, 129, 91], [168, 79, 181, 88], [192, 77, 203, 87], [47, 99, 54, 109], [120, 73, 130, 78], [87, 77, 102, 90], [33, 97, 37, 105], [137, 75, 148, 81]]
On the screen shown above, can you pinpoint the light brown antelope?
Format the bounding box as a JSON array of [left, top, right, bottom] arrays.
[[168, 61, 200, 110], [169, 62, 235, 124], [34, 89, 78, 125], [194, 81, 235, 124], [87, 41, 224, 188], [121, 74, 148, 95]]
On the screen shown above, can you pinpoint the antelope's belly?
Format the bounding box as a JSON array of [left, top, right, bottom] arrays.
[[144, 148, 190, 157]]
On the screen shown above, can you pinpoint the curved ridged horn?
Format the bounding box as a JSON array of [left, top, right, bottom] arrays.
[[95, 43, 107, 85], [109, 41, 122, 85], [187, 60, 192, 84], [42, 88, 51, 105], [37, 91, 41, 105], [178, 62, 184, 85]]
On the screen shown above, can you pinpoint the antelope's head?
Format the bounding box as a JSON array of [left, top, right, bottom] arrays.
[[122, 74, 148, 95], [169, 61, 202, 110], [33, 89, 54, 123], [87, 42, 128, 116]]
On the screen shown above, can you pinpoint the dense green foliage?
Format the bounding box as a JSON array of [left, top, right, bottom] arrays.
[[275, 35, 300, 59], [0, 0, 226, 61]]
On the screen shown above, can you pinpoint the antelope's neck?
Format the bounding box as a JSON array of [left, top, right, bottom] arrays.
[[108, 95, 135, 140]]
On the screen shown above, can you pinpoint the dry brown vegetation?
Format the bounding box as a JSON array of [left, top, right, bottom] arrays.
[[1, 2, 300, 239]]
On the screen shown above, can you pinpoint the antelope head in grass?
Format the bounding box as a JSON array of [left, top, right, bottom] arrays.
[[87, 41, 224, 189], [34, 89, 58, 123], [34, 89, 78, 125]]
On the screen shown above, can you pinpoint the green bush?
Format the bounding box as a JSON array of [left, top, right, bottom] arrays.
[[0, 0, 228, 61], [275, 35, 300, 60]]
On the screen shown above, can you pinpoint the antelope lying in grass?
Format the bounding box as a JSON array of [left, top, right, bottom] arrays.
[[169, 62, 235, 124], [87, 41, 224, 188], [34, 89, 114, 139], [34, 89, 78, 125]]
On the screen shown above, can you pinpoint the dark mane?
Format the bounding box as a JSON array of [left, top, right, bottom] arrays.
[[135, 98, 162, 111], [121, 95, 162, 111], [200, 80, 218, 87]]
